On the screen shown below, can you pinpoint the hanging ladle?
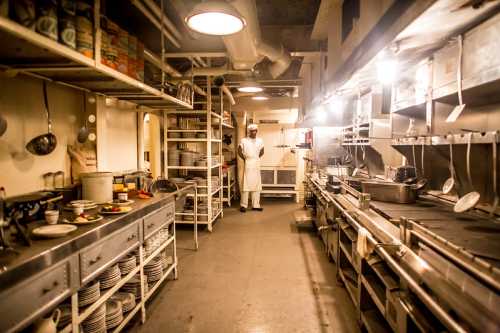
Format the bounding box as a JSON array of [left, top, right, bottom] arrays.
[[442, 142, 455, 194], [446, 35, 466, 123], [0, 114, 7, 137], [77, 92, 89, 143], [454, 133, 481, 213], [490, 132, 498, 217], [26, 81, 57, 156]]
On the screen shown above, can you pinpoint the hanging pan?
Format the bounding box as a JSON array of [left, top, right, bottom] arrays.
[[26, 81, 57, 155]]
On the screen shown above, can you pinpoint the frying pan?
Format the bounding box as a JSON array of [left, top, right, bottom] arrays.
[[26, 81, 57, 155]]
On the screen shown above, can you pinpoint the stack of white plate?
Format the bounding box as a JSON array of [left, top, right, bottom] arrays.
[[81, 304, 106, 333], [121, 274, 148, 300], [180, 151, 195, 166], [99, 264, 121, 290], [144, 257, 163, 284], [105, 299, 123, 330], [159, 252, 169, 270], [110, 292, 136, 313], [57, 303, 72, 330], [79, 281, 100, 307], [168, 149, 180, 166], [67, 200, 98, 211], [118, 256, 136, 276]]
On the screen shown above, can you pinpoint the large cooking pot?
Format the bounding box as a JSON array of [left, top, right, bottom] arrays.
[[81, 172, 113, 204]]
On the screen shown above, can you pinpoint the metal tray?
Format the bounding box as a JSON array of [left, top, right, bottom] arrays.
[[361, 181, 417, 204]]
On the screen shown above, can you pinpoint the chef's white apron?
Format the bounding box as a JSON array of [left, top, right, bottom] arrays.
[[243, 158, 262, 191]]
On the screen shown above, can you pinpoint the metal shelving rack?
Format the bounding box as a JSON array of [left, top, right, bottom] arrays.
[[223, 165, 237, 206], [60, 219, 177, 333], [0, 0, 192, 110], [166, 77, 226, 232]]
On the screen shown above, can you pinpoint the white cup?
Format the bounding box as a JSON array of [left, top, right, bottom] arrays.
[[117, 192, 128, 201], [72, 204, 84, 215], [44, 210, 59, 225]]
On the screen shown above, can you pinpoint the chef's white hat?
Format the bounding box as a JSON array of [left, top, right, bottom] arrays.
[[248, 124, 258, 130]]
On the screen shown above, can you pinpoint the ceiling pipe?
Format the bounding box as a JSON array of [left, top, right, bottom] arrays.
[[222, 0, 292, 78], [141, 0, 183, 41], [144, 48, 206, 96], [184, 65, 252, 77], [130, 0, 181, 48], [222, 85, 236, 105]]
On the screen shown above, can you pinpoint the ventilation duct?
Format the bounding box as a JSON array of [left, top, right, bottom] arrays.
[[222, 0, 292, 78]]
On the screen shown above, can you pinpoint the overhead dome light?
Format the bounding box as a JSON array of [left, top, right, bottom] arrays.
[[237, 81, 263, 93], [252, 94, 269, 101], [185, 1, 246, 36]]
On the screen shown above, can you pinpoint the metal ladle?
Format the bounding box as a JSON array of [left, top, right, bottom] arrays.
[[490, 132, 498, 217], [0, 114, 7, 137], [442, 142, 455, 194], [26, 81, 57, 155], [454, 133, 481, 213], [77, 93, 89, 143]]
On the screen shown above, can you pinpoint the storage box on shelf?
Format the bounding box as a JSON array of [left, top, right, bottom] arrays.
[[0, 1, 191, 110]]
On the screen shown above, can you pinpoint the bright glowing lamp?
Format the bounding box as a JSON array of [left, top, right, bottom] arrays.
[[185, 1, 246, 36], [237, 81, 263, 93]]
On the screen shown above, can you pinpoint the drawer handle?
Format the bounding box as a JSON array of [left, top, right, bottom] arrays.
[[147, 223, 154, 229], [89, 255, 102, 265], [42, 281, 59, 295], [127, 234, 136, 242]]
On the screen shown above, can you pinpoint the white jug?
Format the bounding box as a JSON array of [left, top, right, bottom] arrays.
[[33, 308, 61, 333]]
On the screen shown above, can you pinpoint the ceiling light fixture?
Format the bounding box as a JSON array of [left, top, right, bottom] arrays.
[[237, 81, 263, 93], [185, 1, 246, 36]]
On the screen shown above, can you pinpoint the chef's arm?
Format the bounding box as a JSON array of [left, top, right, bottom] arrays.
[[259, 148, 264, 157], [238, 145, 245, 161]]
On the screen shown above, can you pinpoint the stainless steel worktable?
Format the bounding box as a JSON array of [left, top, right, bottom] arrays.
[[0, 192, 175, 292]]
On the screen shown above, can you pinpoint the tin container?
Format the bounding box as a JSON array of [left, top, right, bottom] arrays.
[[75, 1, 93, 58], [360, 181, 417, 204], [128, 35, 137, 79], [117, 28, 129, 74]]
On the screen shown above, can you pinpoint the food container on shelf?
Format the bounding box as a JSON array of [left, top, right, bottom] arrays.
[[59, 0, 76, 49], [36, 0, 58, 40], [75, 0, 93, 58], [128, 35, 138, 79], [117, 27, 129, 74], [360, 180, 417, 204], [81, 172, 113, 204]]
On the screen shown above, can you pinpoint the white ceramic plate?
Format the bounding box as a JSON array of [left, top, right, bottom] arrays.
[[32, 224, 77, 238], [454, 191, 481, 213], [106, 199, 134, 206], [65, 215, 103, 225], [100, 207, 132, 215]]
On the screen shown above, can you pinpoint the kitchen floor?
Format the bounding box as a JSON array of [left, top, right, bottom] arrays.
[[130, 199, 359, 333]]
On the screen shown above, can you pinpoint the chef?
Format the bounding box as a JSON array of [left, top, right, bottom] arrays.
[[238, 123, 264, 212]]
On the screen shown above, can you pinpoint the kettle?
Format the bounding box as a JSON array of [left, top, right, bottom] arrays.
[[32, 309, 60, 333]]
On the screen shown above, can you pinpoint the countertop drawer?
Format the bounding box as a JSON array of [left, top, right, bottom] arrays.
[[0, 255, 77, 333], [143, 201, 175, 239], [80, 221, 140, 283]]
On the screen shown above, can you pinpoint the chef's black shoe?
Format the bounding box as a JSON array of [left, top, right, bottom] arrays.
[[240, 206, 246, 212], [252, 207, 263, 211]]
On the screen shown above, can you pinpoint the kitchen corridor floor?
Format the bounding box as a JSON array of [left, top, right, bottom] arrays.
[[131, 199, 359, 333]]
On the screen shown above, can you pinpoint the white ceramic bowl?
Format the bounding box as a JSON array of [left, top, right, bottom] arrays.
[[117, 192, 128, 201], [44, 210, 59, 225]]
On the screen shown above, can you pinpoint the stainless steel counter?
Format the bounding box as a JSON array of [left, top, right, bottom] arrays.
[[0, 192, 175, 292]]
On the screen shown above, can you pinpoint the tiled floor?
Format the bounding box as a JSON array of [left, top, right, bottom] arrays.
[[131, 199, 359, 333]]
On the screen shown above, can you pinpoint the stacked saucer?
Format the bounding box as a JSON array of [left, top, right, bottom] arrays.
[[99, 264, 121, 290], [81, 304, 106, 333], [110, 292, 136, 313], [105, 299, 123, 330], [118, 256, 136, 276], [79, 281, 100, 307], [144, 257, 163, 284], [57, 303, 72, 330], [121, 274, 148, 300], [160, 252, 168, 270]]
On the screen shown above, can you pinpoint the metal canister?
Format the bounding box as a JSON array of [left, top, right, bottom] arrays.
[[13, 0, 36, 30], [104, 18, 119, 69], [58, 0, 76, 48], [128, 35, 137, 79], [36, 0, 58, 41], [76, 0, 93, 58], [136, 40, 144, 81], [117, 27, 129, 74]]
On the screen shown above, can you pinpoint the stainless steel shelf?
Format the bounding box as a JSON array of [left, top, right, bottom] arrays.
[[0, 16, 192, 110], [392, 131, 499, 146]]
